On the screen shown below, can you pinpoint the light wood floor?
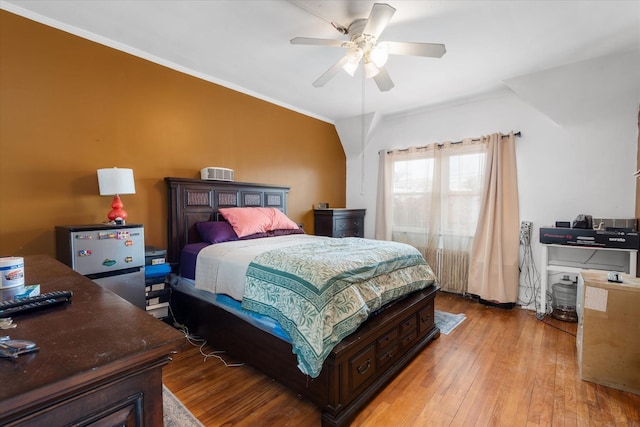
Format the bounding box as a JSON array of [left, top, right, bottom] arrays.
[[162, 292, 640, 426]]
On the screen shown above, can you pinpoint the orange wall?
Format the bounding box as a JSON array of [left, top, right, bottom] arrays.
[[0, 11, 346, 257]]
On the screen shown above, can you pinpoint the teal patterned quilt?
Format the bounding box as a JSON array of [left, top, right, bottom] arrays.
[[241, 237, 437, 378]]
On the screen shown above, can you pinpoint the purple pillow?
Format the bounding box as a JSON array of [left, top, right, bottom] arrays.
[[240, 232, 269, 240], [196, 221, 239, 244], [268, 228, 305, 237]]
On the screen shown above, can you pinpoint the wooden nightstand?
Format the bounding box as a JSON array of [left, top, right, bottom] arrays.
[[314, 208, 366, 238]]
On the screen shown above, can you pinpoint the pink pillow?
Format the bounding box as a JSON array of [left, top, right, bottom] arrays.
[[218, 207, 299, 238], [270, 208, 300, 231]]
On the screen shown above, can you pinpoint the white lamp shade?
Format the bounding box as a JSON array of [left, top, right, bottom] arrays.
[[370, 44, 389, 68], [97, 168, 136, 195], [364, 60, 380, 78], [342, 61, 359, 76]]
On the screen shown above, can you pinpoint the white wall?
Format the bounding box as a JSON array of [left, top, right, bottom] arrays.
[[341, 51, 639, 309]]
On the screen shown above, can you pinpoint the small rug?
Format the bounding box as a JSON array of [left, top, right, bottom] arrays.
[[163, 384, 204, 427], [435, 310, 466, 335]]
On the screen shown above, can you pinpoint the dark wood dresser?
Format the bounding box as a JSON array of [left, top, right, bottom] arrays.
[[0, 255, 184, 427], [314, 208, 366, 238]]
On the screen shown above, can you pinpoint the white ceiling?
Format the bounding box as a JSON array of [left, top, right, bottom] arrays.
[[2, 0, 639, 124]]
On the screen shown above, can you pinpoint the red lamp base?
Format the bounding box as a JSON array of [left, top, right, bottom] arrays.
[[107, 194, 128, 222]]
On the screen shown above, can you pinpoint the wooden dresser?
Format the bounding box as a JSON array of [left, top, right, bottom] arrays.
[[314, 208, 366, 238], [0, 255, 184, 426]]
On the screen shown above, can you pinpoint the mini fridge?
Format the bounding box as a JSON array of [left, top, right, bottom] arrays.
[[56, 224, 145, 309]]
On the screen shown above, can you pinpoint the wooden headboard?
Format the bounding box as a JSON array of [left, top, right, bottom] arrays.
[[165, 177, 290, 264]]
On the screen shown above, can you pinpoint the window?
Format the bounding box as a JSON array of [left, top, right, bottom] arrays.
[[379, 142, 487, 293], [390, 148, 485, 240], [377, 132, 519, 297], [392, 157, 434, 232]]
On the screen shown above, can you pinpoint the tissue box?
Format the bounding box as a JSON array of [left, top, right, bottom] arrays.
[[0, 284, 40, 301]]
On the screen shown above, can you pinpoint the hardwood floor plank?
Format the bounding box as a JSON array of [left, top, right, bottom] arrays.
[[163, 291, 640, 426]]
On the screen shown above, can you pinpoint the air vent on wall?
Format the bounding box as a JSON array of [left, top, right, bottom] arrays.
[[200, 167, 234, 181]]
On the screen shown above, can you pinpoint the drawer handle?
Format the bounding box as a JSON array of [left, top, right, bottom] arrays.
[[421, 314, 431, 323], [357, 359, 371, 375]]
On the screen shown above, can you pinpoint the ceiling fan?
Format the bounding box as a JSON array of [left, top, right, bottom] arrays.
[[290, 3, 446, 92]]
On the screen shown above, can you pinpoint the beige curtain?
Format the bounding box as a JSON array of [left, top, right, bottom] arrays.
[[375, 149, 394, 241], [468, 132, 520, 303]]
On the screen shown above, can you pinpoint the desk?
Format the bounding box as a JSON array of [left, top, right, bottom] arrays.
[[0, 255, 184, 426]]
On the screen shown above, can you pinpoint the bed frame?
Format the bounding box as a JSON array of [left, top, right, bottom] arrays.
[[165, 177, 439, 427]]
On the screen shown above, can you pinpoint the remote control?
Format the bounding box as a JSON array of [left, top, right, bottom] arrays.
[[0, 290, 73, 318]]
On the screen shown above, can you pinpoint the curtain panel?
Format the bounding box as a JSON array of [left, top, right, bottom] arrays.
[[468, 132, 520, 303]]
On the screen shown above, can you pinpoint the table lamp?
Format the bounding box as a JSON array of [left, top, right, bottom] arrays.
[[97, 167, 136, 224]]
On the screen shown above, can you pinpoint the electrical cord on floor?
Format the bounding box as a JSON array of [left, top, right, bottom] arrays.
[[519, 240, 542, 315], [168, 304, 244, 368], [527, 310, 577, 337]]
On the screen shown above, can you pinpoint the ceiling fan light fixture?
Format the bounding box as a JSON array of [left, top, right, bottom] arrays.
[[293, 2, 446, 91], [343, 60, 359, 76], [343, 48, 363, 76], [370, 43, 389, 67], [364, 60, 380, 78]]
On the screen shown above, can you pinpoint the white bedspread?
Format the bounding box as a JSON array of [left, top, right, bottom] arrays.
[[194, 234, 326, 300]]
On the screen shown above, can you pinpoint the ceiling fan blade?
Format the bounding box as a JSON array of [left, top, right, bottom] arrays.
[[373, 67, 394, 92], [363, 3, 396, 39], [290, 37, 353, 48], [313, 56, 349, 88], [386, 41, 447, 58]]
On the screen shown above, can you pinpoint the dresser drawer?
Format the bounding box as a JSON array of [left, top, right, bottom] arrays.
[[335, 217, 362, 231], [334, 227, 362, 238], [377, 343, 398, 369], [399, 315, 417, 336], [418, 301, 435, 336], [348, 343, 376, 393], [376, 327, 398, 352]]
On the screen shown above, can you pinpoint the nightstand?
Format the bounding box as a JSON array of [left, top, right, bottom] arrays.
[[314, 208, 366, 238]]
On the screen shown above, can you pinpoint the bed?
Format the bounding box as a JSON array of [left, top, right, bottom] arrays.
[[165, 177, 440, 426]]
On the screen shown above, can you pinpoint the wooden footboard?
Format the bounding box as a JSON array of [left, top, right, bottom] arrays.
[[170, 285, 439, 427]]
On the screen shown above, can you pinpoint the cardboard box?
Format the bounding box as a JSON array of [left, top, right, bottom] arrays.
[[579, 271, 640, 395]]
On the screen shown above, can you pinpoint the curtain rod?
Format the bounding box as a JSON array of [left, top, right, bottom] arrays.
[[439, 131, 521, 146], [381, 131, 521, 154]]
